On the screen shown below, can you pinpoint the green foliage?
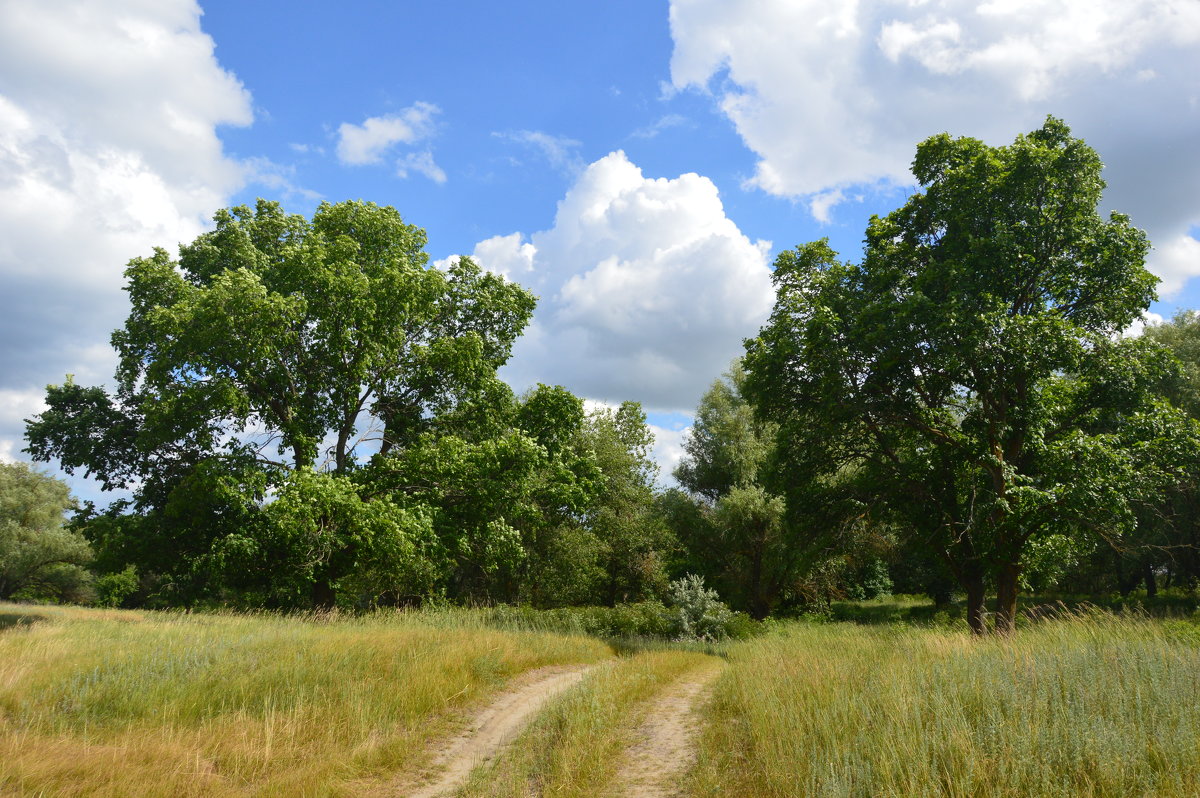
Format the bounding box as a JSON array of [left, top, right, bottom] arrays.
[[668, 574, 734, 641], [670, 362, 830, 619], [93, 564, 139, 608], [579, 401, 674, 605], [25, 199, 544, 608], [843, 556, 893, 601], [744, 117, 1198, 633], [0, 462, 91, 602]]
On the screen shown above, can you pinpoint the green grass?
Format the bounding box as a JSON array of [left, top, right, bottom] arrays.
[[0, 603, 610, 797], [688, 609, 1200, 798]]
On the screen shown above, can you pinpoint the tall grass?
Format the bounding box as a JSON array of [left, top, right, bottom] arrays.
[[688, 609, 1200, 797], [0, 603, 609, 797]]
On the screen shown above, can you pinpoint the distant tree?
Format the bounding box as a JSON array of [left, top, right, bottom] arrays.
[[0, 462, 91, 602], [670, 362, 819, 619], [582, 401, 674, 605], [745, 118, 1197, 634]]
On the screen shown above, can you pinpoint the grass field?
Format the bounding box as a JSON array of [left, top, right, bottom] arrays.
[[689, 609, 1200, 798], [0, 604, 609, 796], [3, 601, 1199, 797]]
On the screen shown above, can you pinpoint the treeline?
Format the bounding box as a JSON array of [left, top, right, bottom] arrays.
[[7, 118, 1200, 631], [16, 200, 675, 610]]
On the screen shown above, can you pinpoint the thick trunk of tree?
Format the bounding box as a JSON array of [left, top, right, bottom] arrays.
[[1144, 563, 1158, 598], [964, 571, 987, 636], [995, 562, 1020, 635]]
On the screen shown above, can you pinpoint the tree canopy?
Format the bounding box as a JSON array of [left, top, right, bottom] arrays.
[[24, 200, 681, 609], [744, 118, 1197, 633]]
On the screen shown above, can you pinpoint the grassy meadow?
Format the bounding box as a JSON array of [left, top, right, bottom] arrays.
[[689, 609, 1200, 798], [0, 604, 609, 796], [2, 601, 1199, 797]]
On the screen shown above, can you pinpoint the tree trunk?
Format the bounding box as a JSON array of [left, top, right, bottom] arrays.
[[1144, 563, 1158, 598], [994, 562, 1020, 635], [1116, 554, 1137, 597], [748, 542, 769, 620], [964, 570, 987, 636], [311, 577, 336, 610]]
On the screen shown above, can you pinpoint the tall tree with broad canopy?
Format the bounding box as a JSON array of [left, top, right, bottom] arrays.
[[744, 118, 1197, 634], [26, 199, 536, 607]]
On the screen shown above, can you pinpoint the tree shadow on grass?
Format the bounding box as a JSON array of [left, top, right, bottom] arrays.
[[0, 612, 47, 631]]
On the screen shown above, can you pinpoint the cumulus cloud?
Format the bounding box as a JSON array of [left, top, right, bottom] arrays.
[[668, 0, 1200, 294], [1123, 310, 1166, 338], [0, 0, 252, 463], [1153, 233, 1200, 298], [335, 102, 439, 165], [463, 151, 774, 413]]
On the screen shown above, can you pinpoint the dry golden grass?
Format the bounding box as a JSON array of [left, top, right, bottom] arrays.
[[0, 603, 610, 797]]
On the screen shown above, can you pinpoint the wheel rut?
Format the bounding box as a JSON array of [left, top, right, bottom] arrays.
[[402, 663, 592, 798], [608, 661, 724, 798]]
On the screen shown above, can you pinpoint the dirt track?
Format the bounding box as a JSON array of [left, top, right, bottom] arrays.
[[405, 664, 592, 798], [608, 662, 723, 798]]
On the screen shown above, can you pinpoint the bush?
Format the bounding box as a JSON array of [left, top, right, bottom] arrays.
[[668, 574, 734, 641], [94, 564, 139, 608]]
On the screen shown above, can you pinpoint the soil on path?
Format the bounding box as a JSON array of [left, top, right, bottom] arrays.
[[402, 664, 592, 798], [609, 661, 724, 798]]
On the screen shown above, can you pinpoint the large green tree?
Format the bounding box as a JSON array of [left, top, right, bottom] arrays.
[[26, 199, 536, 607], [744, 118, 1196, 634], [669, 362, 878, 618]]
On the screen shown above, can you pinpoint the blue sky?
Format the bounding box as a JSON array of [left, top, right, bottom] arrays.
[[1, 0, 1198, 498]]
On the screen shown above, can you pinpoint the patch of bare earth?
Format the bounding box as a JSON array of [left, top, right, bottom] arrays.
[[609, 662, 723, 798], [394, 664, 592, 798]]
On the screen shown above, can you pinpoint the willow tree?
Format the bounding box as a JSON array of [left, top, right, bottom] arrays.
[[744, 118, 1195, 634]]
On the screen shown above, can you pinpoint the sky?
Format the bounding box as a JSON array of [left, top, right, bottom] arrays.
[[1, 0, 1198, 502]]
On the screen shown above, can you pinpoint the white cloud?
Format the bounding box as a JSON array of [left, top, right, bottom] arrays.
[[0, 0, 251, 466], [0, 388, 47, 463], [336, 102, 439, 165], [668, 0, 1200, 293], [631, 114, 690, 139], [242, 156, 323, 202], [1152, 233, 1200, 299], [494, 130, 584, 175], [649, 423, 690, 486], [396, 150, 447, 184], [464, 151, 774, 412], [1123, 310, 1166, 338]]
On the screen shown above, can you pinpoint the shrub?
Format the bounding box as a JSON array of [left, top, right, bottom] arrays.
[[668, 574, 733, 641], [94, 564, 139, 608]]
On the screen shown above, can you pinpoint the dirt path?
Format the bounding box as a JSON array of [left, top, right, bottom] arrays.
[[403, 664, 592, 798], [609, 661, 724, 798]]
